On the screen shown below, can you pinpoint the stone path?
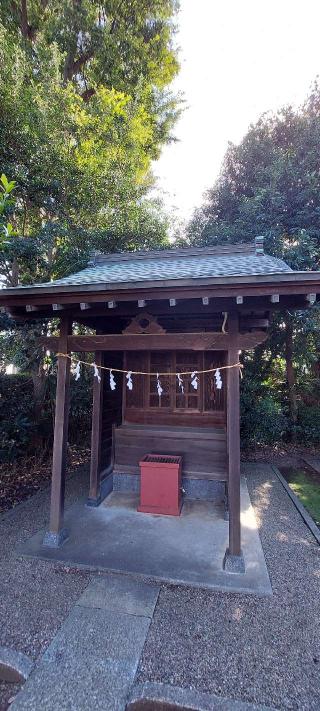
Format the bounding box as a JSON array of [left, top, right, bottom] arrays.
[[127, 682, 277, 710], [7, 573, 276, 711], [9, 575, 159, 711], [302, 455, 320, 474]]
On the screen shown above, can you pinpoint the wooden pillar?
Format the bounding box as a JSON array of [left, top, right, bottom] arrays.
[[43, 316, 72, 547], [223, 312, 244, 571], [88, 351, 105, 506]]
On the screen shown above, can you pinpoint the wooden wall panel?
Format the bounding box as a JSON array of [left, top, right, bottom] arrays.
[[113, 424, 227, 480]]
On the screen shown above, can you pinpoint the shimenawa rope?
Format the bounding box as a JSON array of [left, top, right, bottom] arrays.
[[55, 353, 243, 378]]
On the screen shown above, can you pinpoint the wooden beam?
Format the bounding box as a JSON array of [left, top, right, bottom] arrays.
[[226, 312, 241, 558], [88, 351, 105, 506], [43, 316, 72, 547], [3, 277, 320, 310], [240, 317, 269, 329], [39, 330, 268, 353]]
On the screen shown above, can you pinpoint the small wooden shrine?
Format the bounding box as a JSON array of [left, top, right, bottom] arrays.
[[1, 237, 319, 571]]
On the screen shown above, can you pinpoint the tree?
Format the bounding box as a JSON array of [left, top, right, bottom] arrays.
[[0, 1, 180, 287], [0, 2, 181, 457], [187, 86, 320, 438], [1, 2, 179, 103], [187, 86, 320, 256]]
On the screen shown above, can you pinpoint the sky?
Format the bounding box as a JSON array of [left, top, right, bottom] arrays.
[[153, 0, 320, 222]]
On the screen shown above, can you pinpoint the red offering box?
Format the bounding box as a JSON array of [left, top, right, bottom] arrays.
[[138, 454, 182, 516]]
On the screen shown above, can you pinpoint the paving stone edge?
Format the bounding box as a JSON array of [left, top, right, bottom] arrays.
[[271, 464, 320, 545], [126, 681, 279, 711]]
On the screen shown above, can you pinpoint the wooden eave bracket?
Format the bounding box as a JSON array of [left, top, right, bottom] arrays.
[[2, 281, 320, 314]]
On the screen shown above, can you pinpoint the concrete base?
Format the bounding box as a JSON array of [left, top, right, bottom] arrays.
[[223, 548, 245, 574], [86, 472, 114, 507], [19, 479, 271, 596], [86, 496, 102, 508], [42, 528, 68, 548]]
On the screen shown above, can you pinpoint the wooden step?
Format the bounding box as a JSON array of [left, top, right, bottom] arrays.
[[117, 424, 226, 441]]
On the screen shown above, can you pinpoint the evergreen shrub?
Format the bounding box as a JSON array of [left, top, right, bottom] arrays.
[[241, 390, 288, 448], [0, 372, 92, 460], [295, 404, 320, 444]]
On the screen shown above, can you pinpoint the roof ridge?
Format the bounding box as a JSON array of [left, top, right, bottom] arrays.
[[89, 242, 256, 265]]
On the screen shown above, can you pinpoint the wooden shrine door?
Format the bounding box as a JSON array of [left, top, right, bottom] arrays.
[[124, 350, 226, 427]]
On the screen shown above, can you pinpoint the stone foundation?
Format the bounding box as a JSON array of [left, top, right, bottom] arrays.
[[111, 472, 225, 503]]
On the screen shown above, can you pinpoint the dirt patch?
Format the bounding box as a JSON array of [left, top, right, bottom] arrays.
[[242, 442, 320, 468], [0, 446, 90, 514]]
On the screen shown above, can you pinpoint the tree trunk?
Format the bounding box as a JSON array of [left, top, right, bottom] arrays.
[[20, 0, 29, 38], [10, 257, 19, 286], [284, 314, 298, 432]]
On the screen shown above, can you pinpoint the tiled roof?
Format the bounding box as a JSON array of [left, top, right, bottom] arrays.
[[12, 244, 293, 291]]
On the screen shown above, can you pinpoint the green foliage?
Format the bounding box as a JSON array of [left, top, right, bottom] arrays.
[[187, 86, 320, 257], [295, 405, 320, 445], [0, 1, 180, 460], [187, 87, 320, 448], [287, 469, 320, 526], [0, 375, 34, 460], [0, 172, 17, 250], [0, 1, 180, 287], [241, 393, 288, 448], [68, 371, 93, 444], [0, 372, 92, 461]]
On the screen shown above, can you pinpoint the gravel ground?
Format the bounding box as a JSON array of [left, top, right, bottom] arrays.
[[137, 463, 320, 711], [0, 464, 92, 710], [0, 462, 319, 711]]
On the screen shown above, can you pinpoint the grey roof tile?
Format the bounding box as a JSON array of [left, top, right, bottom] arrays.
[[16, 251, 292, 290]]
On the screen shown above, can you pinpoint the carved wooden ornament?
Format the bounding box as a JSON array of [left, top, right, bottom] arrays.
[[122, 312, 166, 335]]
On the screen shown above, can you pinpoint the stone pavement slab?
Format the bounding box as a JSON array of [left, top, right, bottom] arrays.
[[10, 575, 159, 711], [0, 647, 33, 683], [128, 681, 278, 711], [76, 574, 159, 617]]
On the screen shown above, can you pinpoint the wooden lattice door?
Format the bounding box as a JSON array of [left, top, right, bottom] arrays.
[[174, 351, 201, 411], [124, 350, 226, 426]]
